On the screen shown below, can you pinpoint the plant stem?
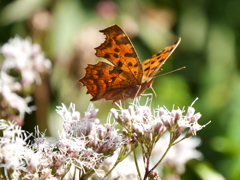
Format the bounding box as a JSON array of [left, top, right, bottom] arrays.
[[133, 148, 142, 180], [150, 134, 172, 171], [103, 148, 132, 179]]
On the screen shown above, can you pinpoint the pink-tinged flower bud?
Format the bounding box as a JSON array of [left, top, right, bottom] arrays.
[[132, 123, 144, 136], [174, 109, 182, 123], [160, 114, 171, 130], [122, 109, 132, 124], [175, 126, 187, 138], [72, 111, 80, 121], [89, 109, 99, 119], [153, 121, 166, 135], [159, 107, 167, 116], [145, 129, 153, 142], [111, 108, 119, 120], [192, 112, 202, 122], [186, 106, 195, 118], [128, 105, 135, 117]]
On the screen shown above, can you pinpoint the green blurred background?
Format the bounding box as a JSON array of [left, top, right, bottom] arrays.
[[1, 0, 240, 179]]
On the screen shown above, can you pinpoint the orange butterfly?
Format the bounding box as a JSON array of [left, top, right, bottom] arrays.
[[79, 24, 181, 103]]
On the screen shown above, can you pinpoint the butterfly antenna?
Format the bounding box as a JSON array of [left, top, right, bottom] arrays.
[[154, 66, 186, 78]]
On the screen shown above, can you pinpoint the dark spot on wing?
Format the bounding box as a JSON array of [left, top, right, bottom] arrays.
[[114, 48, 120, 52], [104, 53, 110, 59], [111, 76, 116, 82], [101, 38, 113, 48], [97, 69, 104, 77], [151, 61, 155, 64], [143, 61, 150, 65], [159, 59, 165, 63], [144, 67, 150, 71], [128, 62, 133, 66], [116, 60, 123, 67], [109, 67, 123, 74], [116, 36, 129, 45], [124, 53, 136, 57], [113, 53, 119, 58]]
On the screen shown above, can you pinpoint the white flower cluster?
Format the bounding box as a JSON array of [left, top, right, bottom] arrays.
[[0, 103, 123, 179], [112, 98, 209, 145], [0, 119, 54, 179], [1, 37, 51, 85], [0, 37, 52, 121], [56, 103, 123, 155], [0, 99, 209, 179], [110, 98, 210, 179]]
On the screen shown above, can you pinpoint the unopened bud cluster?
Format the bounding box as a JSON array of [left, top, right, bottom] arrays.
[[111, 100, 207, 148]]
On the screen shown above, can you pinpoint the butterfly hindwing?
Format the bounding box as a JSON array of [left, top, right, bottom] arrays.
[[80, 62, 140, 101]]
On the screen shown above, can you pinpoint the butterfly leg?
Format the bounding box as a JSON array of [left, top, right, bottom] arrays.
[[113, 93, 127, 107], [119, 92, 129, 108], [140, 93, 153, 106], [140, 93, 153, 97]]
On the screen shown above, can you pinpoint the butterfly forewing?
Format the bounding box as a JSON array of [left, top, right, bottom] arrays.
[[95, 24, 143, 84], [142, 37, 181, 79]]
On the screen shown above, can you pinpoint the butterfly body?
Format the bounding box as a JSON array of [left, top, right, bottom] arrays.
[[79, 25, 181, 103]]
